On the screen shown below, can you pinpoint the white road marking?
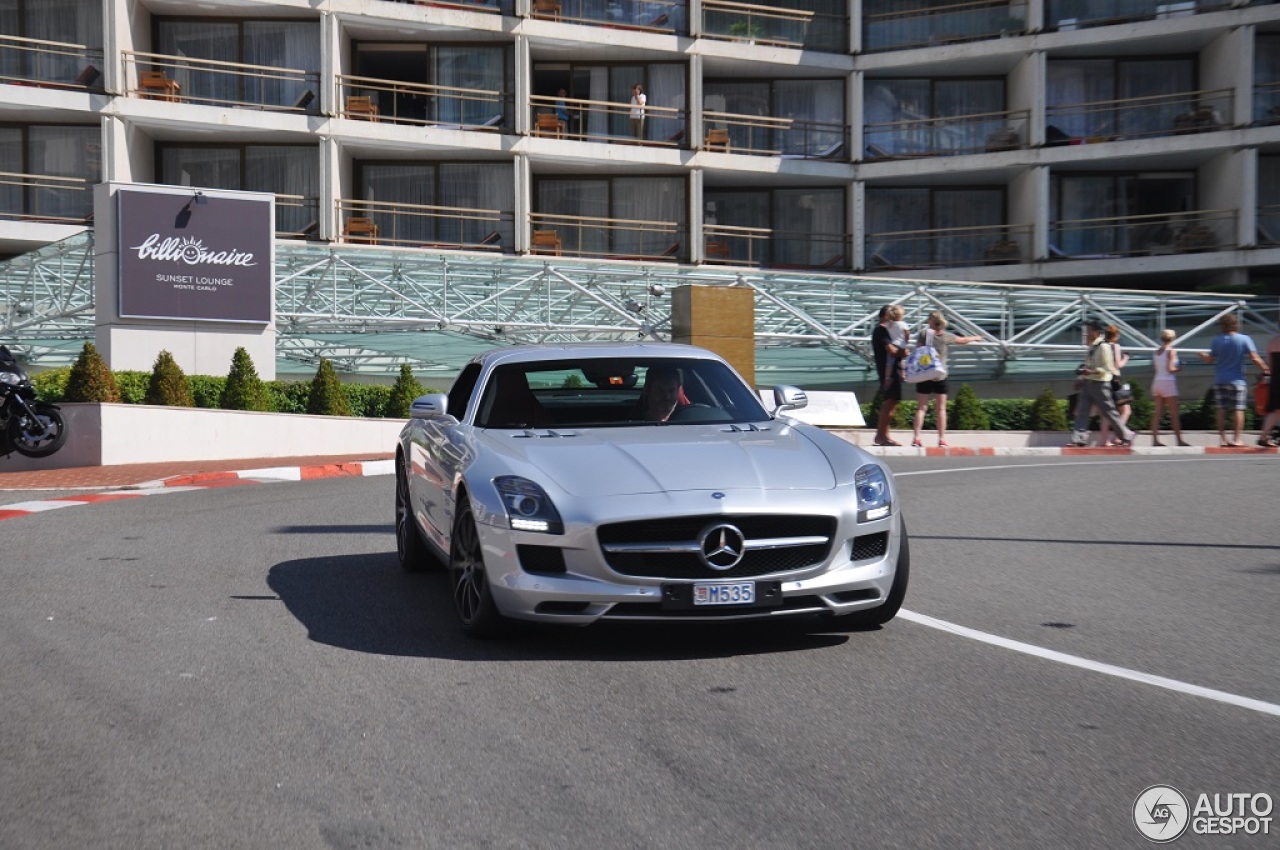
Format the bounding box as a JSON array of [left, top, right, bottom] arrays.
[[899, 610, 1280, 718]]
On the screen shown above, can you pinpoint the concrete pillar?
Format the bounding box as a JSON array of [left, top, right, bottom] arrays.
[[671, 284, 755, 385]]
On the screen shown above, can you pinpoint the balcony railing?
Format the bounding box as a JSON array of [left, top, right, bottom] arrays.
[[865, 223, 1032, 270], [863, 0, 1027, 53], [1046, 0, 1232, 31], [0, 171, 93, 224], [339, 199, 514, 251], [528, 95, 685, 147], [0, 35, 104, 91], [703, 223, 849, 269], [701, 0, 819, 50], [1050, 209, 1235, 259], [123, 51, 320, 113], [1046, 88, 1233, 144], [340, 75, 508, 130], [1252, 81, 1280, 126], [529, 0, 685, 33], [864, 109, 1029, 159], [389, 0, 510, 15], [528, 212, 683, 261], [274, 194, 321, 242], [701, 112, 846, 159]]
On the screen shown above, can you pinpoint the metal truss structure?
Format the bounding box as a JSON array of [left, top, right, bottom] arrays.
[[3, 232, 1277, 385]]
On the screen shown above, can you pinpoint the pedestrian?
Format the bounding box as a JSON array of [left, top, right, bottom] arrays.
[[871, 304, 907, 446], [1256, 331, 1280, 447], [1070, 319, 1134, 447], [1149, 328, 1189, 446], [909, 311, 981, 448], [629, 83, 646, 139], [1197, 313, 1270, 447], [1099, 324, 1132, 446]]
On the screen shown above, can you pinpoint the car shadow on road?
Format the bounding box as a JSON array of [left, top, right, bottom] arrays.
[[267, 551, 854, 661]]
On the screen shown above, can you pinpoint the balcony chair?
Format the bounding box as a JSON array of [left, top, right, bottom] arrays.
[[534, 112, 566, 138], [704, 128, 730, 152], [704, 240, 730, 262], [532, 0, 561, 19], [345, 95, 380, 121], [343, 216, 380, 244], [530, 230, 562, 255], [139, 70, 181, 102]]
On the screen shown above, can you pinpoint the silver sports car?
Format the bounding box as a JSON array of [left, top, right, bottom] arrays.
[[395, 343, 908, 637]]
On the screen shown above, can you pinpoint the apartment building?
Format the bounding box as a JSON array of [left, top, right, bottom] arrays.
[[2, 0, 1280, 299]]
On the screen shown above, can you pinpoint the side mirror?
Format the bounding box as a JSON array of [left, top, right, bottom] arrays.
[[409, 393, 449, 419], [772, 385, 808, 414]]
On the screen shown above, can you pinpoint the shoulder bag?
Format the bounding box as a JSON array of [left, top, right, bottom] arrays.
[[904, 329, 947, 384]]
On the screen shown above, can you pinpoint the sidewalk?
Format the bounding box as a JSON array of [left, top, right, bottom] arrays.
[[0, 453, 396, 491]]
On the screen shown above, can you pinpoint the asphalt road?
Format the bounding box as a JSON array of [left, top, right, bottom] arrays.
[[1, 455, 1276, 850]]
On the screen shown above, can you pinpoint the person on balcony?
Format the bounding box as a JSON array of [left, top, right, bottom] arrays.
[[629, 83, 647, 139]]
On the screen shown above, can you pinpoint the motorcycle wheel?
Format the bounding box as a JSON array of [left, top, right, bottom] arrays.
[[9, 402, 67, 458]]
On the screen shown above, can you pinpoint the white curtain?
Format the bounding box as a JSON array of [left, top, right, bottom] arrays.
[[244, 22, 321, 110]]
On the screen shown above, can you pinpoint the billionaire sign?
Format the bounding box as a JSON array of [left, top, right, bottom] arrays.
[[117, 188, 273, 324]]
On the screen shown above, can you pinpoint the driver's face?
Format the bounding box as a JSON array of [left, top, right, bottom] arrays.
[[645, 376, 681, 420]]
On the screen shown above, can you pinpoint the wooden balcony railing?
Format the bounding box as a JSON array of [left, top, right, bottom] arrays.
[[528, 212, 683, 261], [338, 199, 512, 251], [864, 108, 1029, 159], [528, 95, 685, 147], [702, 0, 816, 49], [529, 0, 684, 33], [865, 223, 1032, 270], [339, 75, 508, 130], [701, 111, 846, 159], [703, 224, 848, 269], [1045, 88, 1234, 144], [123, 51, 319, 113], [1050, 210, 1236, 259], [0, 34, 104, 91], [863, 0, 1027, 53], [0, 171, 93, 224]]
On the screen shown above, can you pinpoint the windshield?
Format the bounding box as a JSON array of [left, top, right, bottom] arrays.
[[475, 358, 770, 428]]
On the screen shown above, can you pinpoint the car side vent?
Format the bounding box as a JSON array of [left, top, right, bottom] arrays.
[[512, 429, 579, 439], [518, 544, 567, 574], [851, 531, 889, 562]]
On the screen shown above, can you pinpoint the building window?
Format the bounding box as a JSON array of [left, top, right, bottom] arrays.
[[159, 144, 319, 238], [0, 124, 99, 222]]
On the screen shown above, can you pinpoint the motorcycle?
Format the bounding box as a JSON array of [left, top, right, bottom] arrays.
[[0, 344, 67, 458]]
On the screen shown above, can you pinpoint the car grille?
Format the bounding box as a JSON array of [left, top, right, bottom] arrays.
[[605, 595, 829, 618], [597, 514, 836, 580], [851, 531, 889, 562]]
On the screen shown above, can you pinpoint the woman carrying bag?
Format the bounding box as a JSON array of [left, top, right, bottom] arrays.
[[907, 311, 982, 448]]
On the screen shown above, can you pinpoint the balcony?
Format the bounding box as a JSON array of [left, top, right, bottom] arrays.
[[0, 34, 104, 92], [865, 223, 1032, 270], [123, 51, 319, 113], [701, 0, 823, 50], [1252, 81, 1280, 126], [1045, 0, 1232, 31], [864, 109, 1029, 159], [391, 0, 511, 14], [702, 111, 846, 159], [1050, 209, 1235, 259], [1046, 88, 1233, 144], [274, 194, 321, 242], [339, 199, 514, 251], [0, 170, 94, 224], [703, 224, 848, 269], [340, 75, 508, 130], [528, 94, 685, 147], [528, 212, 683, 261], [1259, 205, 1280, 246], [529, 0, 685, 33], [863, 0, 1027, 53]]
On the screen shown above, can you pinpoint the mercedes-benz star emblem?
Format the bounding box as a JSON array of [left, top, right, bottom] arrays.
[[699, 523, 746, 570]]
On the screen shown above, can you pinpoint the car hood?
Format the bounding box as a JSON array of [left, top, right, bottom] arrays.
[[479, 425, 837, 496]]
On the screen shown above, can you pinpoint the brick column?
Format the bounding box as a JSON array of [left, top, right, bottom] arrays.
[[671, 284, 755, 386]]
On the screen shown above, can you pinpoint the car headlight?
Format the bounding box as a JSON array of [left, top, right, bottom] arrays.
[[0, 371, 20, 386], [855, 464, 893, 522], [494, 476, 564, 534]]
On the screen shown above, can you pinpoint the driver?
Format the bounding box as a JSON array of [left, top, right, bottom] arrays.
[[639, 365, 684, 422]]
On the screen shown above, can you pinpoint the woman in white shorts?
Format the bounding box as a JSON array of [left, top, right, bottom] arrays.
[[1150, 328, 1188, 446]]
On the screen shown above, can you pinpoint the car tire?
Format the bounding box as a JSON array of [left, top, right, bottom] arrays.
[[450, 497, 506, 638], [838, 517, 910, 628], [395, 458, 434, 573]]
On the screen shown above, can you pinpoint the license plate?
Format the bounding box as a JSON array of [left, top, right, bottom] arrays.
[[693, 581, 755, 606]]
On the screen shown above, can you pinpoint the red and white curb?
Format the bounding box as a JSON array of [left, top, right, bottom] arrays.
[[861, 445, 1278, 457], [0, 459, 395, 522]]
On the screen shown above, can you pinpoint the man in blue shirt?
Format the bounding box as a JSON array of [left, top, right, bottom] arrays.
[[1199, 313, 1270, 447]]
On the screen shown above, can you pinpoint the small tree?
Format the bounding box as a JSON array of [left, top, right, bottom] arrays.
[[145, 350, 194, 407], [384, 364, 425, 418], [63, 342, 121, 403], [220, 347, 271, 411], [306, 357, 352, 416], [949, 384, 990, 431], [1028, 387, 1068, 431]]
